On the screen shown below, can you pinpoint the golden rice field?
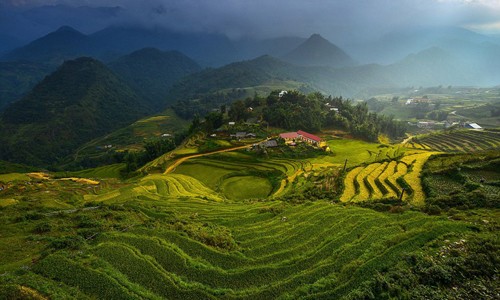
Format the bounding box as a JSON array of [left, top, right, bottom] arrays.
[[340, 151, 437, 204]]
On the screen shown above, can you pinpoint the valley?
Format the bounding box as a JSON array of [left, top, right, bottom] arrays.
[[0, 3, 499, 298]]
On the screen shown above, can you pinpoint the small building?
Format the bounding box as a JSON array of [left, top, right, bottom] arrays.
[[246, 133, 257, 138], [279, 132, 300, 143], [465, 122, 482, 130], [228, 122, 235, 126], [297, 130, 322, 146], [161, 133, 172, 138], [262, 139, 278, 148], [279, 90, 288, 98], [235, 132, 247, 139]]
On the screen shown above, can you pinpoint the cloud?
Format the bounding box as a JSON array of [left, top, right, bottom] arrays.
[[2, 0, 500, 42]]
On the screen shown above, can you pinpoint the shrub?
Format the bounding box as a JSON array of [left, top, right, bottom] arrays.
[[33, 222, 52, 234], [48, 236, 85, 250]]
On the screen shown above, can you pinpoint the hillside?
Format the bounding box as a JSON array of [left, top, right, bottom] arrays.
[[0, 61, 54, 110], [167, 55, 309, 102], [0, 135, 497, 299], [0, 57, 149, 167], [283, 34, 355, 67], [108, 48, 201, 110]]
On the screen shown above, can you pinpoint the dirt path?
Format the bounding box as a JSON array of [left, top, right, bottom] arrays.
[[163, 144, 251, 174]]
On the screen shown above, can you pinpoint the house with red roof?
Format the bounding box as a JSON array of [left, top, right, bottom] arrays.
[[279, 132, 299, 143], [297, 130, 322, 146], [279, 130, 322, 146]]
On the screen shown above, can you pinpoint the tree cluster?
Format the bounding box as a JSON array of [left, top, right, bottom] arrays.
[[262, 91, 406, 141]]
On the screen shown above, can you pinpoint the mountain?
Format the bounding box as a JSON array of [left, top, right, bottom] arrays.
[[0, 61, 54, 110], [2, 25, 238, 67], [0, 34, 23, 56], [167, 55, 306, 102], [347, 26, 499, 64], [283, 34, 355, 67], [232, 36, 307, 60], [0, 57, 149, 167], [1, 26, 93, 65], [108, 48, 201, 110], [90, 26, 237, 66], [0, 4, 122, 43], [385, 47, 469, 87]]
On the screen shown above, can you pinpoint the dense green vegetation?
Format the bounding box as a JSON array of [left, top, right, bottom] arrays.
[[422, 151, 500, 211], [263, 91, 407, 140], [0, 57, 149, 167], [0, 61, 54, 110], [109, 48, 201, 110]]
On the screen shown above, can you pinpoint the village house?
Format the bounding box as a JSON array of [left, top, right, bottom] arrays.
[[279, 132, 300, 144], [297, 130, 322, 146], [261, 139, 278, 148], [279, 130, 323, 146]]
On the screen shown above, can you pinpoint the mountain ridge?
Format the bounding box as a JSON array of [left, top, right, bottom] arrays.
[[0, 57, 149, 166]]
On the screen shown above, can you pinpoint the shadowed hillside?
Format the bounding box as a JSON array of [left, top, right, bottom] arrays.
[[0, 57, 149, 167]]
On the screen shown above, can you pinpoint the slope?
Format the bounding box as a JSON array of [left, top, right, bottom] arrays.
[[108, 48, 201, 110], [0, 57, 149, 167], [0, 61, 54, 110]]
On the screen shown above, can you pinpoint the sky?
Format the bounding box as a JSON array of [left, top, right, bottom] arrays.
[[1, 0, 500, 43]]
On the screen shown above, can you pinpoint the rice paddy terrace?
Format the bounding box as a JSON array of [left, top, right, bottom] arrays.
[[16, 199, 471, 299], [0, 137, 498, 299], [340, 152, 437, 206], [404, 129, 500, 152]]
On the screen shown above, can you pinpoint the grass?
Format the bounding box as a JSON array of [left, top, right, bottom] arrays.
[[3, 201, 475, 299], [309, 138, 406, 168], [0, 173, 30, 183], [221, 176, 273, 200]]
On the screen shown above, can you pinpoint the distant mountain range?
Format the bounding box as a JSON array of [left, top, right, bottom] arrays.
[[0, 57, 149, 166], [1, 25, 236, 67]]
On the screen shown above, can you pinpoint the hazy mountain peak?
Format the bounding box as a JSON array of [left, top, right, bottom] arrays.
[[283, 33, 355, 67], [54, 25, 81, 34]]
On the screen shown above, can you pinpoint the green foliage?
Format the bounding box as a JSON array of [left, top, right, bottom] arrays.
[[262, 91, 406, 141], [346, 235, 499, 300], [0, 57, 149, 167], [0, 61, 54, 110], [423, 152, 500, 210], [109, 48, 201, 110]]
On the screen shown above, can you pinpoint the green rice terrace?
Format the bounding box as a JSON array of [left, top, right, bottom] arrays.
[[404, 129, 500, 152], [0, 134, 499, 299]]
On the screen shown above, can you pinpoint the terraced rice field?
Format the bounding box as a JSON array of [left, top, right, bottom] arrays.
[[30, 200, 469, 299], [404, 129, 500, 152], [340, 152, 437, 204]]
